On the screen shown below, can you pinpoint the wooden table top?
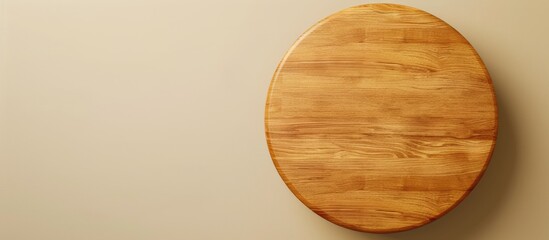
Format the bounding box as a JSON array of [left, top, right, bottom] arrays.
[[265, 4, 497, 233]]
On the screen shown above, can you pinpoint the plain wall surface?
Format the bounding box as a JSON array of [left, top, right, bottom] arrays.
[[1, 0, 548, 239]]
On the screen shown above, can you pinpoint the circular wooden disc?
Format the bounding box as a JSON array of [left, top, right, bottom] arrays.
[[265, 4, 497, 233]]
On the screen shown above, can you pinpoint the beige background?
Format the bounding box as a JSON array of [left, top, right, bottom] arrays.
[[0, 0, 547, 239]]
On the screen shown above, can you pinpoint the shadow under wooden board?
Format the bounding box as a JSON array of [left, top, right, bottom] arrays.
[[264, 4, 497, 233]]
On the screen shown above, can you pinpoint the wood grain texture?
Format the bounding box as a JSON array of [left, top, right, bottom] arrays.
[[265, 4, 497, 233]]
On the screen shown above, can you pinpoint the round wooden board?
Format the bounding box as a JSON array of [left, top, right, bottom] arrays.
[[265, 4, 497, 233]]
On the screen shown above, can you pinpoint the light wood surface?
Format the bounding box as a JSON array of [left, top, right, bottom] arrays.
[[265, 4, 497, 233]]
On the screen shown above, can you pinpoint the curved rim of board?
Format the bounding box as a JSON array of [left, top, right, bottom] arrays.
[[264, 3, 498, 233]]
